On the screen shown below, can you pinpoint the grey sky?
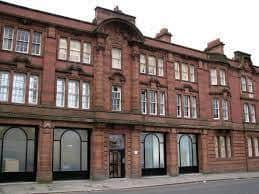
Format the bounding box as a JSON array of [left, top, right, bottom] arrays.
[[3, 0, 259, 66]]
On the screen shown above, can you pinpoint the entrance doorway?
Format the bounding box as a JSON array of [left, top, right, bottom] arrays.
[[178, 134, 199, 173], [0, 126, 37, 182], [109, 135, 125, 178]]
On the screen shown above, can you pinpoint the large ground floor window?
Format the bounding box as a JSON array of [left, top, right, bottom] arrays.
[[0, 126, 36, 182], [141, 132, 166, 176], [53, 128, 89, 180], [178, 134, 199, 173]]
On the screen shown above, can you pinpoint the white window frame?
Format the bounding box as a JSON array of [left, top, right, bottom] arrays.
[[222, 99, 229, 120], [174, 62, 180, 80], [159, 92, 165, 116], [210, 69, 217, 85], [2, 26, 14, 51], [83, 42, 91, 64], [253, 137, 259, 157], [247, 137, 253, 157], [241, 77, 247, 92], [244, 103, 250, 123], [141, 90, 147, 114], [189, 65, 195, 82], [56, 79, 65, 107], [112, 48, 122, 69], [176, 94, 182, 118], [11, 73, 26, 103], [28, 75, 39, 105], [149, 90, 157, 115], [158, 58, 164, 77], [69, 40, 81, 62], [82, 82, 90, 109], [67, 80, 80, 108], [31, 32, 42, 56], [148, 56, 156, 75], [183, 95, 190, 118], [0, 71, 9, 102], [249, 104, 256, 123], [58, 38, 68, 60], [191, 96, 197, 119], [212, 98, 220, 119], [247, 78, 253, 93], [140, 54, 146, 74], [219, 69, 226, 86], [15, 29, 30, 54], [112, 86, 122, 111], [181, 63, 188, 81]]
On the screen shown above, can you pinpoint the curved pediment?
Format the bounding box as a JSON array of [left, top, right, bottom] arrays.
[[95, 18, 144, 43], [109, 72, 126, 84]]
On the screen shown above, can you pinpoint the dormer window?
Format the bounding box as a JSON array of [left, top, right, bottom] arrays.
[[210, 68, 227, 86], [148, 56, 156, 75], [219, 70, 226, 86], [241, 76, 254, 98]]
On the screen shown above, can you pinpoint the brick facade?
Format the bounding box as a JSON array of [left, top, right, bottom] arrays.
[[0, 2, 259, 182]]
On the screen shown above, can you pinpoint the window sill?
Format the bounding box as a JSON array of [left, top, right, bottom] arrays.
[[57, 58, 92, 66], [1, 49, 43, 58]]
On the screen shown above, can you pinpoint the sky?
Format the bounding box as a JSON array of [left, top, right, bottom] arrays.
[[3, 0, 259, 66]]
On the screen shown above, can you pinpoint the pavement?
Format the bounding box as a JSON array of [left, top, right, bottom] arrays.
[[75, 178, 259, 194], [0, 172, 259, 194]]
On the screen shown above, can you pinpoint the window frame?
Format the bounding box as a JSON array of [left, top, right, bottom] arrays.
[[210, 69, 218, 85], [157, 58, 164, 77], [69, 40, 81, 63], [111, 85, 122, 111], [215, 135, 232, 159], [212, 98, 220, 119], [15, 29, 30, 54], [112, 48, 122, 70], [31, 31, 42, 56], [2, 26, 14, 51]]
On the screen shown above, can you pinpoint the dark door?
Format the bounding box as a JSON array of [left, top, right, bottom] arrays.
[[0, 126, 37, 182], [109, 150, 125, 178], [178, 134, 199, 173], [109, 135, 125, 178]]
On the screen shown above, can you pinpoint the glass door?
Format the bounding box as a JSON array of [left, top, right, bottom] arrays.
[[178, 134, 199, 173], [109, 135, 125, 178]]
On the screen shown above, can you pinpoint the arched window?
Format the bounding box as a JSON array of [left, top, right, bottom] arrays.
[[53, 128, 88, 178], [2, 128, 27, 172], [61, 130, 81, 171], [178, 134, 198, 173], [141, 133, 164, 169], [0, 126, 36, 176]]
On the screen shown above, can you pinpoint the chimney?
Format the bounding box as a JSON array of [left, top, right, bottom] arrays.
[[94, 6, 136, 24], [205, 38, 224, 54], [155, 28, 172, 43]]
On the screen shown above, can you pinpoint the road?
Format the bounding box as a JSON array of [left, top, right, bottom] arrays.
[[68, 178, 259, 194]]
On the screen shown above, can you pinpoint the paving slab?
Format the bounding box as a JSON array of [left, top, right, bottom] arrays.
[[0, 172, 259, 194]]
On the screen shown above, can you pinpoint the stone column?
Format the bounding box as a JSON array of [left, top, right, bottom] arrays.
[[90, 124, 107, 179], [167, 129, 178, 176], [130, 45, 140, 113], [131, 127, 141, 177], [36, 121, 53, 182], [200, 129, 209, 173], [42, 27, 57, 106], [93, 34, 106, 111]]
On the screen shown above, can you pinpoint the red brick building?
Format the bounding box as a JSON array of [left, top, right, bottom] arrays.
[[0, 1, 259, 182]]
